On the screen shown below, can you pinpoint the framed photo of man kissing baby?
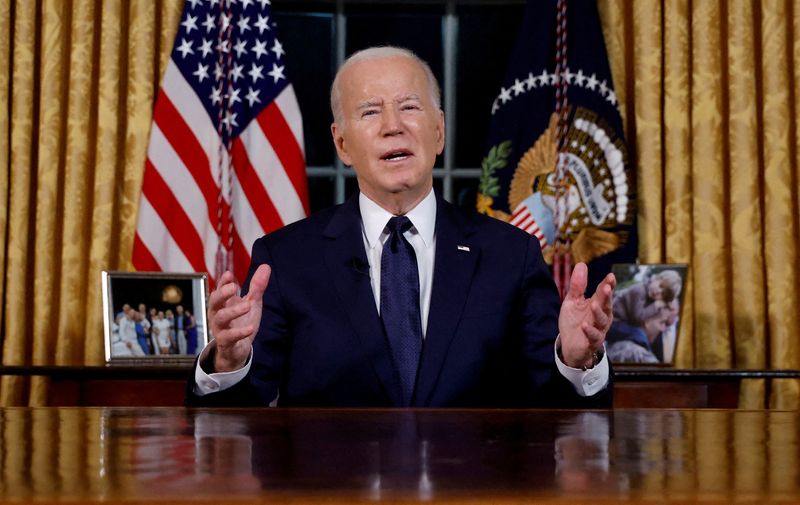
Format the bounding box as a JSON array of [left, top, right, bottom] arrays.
[[102, 271, 209, 366], [607, 264, 688, 366]]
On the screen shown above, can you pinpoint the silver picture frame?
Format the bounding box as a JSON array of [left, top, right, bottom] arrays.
[[608, 263, 689, 366], [102, 271, 209, 365]]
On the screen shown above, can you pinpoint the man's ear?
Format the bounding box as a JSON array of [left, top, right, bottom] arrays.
[[331, 122, 353, 166], [435, 110, 445, 155]]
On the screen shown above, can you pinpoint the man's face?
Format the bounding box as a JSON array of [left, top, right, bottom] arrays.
[[644, 313, 668, 342], [331, 56, 444, 206]]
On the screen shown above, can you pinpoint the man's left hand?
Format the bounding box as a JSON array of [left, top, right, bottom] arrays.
[[558, 262, 616, 369]]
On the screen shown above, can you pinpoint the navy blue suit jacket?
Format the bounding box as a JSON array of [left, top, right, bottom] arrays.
[[187, 192, 612, 408]]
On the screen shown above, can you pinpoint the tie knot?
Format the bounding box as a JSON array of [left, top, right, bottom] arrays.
[[386, 215, 413, 235]]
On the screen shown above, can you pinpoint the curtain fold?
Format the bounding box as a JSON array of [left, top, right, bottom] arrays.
[[727, 0, 767, 397], [760, 1, 800, 410], [2, 0, 39, 405]]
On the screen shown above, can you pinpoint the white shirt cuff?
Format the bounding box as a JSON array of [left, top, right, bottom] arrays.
[[193, 341, 253, 396], [554, 337, 610, 397]]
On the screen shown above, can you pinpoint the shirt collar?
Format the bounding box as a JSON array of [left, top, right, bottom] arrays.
[[359, 189, 437, 250]]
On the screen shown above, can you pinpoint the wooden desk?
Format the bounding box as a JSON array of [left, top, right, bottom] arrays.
[[0, 407, 798, 503]]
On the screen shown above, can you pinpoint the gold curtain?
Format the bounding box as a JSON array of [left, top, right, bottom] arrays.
[[599, 0, 800, 408], [0, 0, 182, 405]]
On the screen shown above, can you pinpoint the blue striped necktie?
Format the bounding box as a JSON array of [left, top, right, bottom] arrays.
[[380, 215, 423, 406]]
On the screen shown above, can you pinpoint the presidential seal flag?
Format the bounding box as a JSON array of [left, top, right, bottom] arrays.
[[133, 0, 309, 287], [478, 0, 636, 294]]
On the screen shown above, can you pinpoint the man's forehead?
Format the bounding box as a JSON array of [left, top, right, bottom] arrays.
[[356, 94, 422, 107], [342, 56, 426, 86]]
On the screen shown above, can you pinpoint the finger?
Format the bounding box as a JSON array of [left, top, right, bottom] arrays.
[[208, 274, 240, 312], [214, 324, 257, 346], [213, 301, 252, 328], [590, 300, 610, 330], [593, 273, 616, 310], [245, 264, 272, 303], [581, 322, 606, 350], [566, 262, 588, 300], [218, 270, 236, 287]]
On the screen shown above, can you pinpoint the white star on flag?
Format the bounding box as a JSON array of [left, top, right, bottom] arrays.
[[177, 38, 194, 58], [200, 38, 213, 57], [252, 39, 268, 59], [268, 63, 285, 83], [248, 63, 264, 82], [234, 39, 248, 57], [193, 63, 209, 82], [232, 63, 244, 82], [499, 87, 512, 103], [245, 87, 261, 106], [272, 39, 285, 58], [255, 14, 270, 33], [202, 14, 215, 33], [181, 14, 198, 34]]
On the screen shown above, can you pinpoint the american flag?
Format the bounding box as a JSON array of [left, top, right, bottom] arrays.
[[133, 0, 308, 287]]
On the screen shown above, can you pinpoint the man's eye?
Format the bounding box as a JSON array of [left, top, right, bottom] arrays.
[[402, 104, 420, 111], [362, 110, 378, 117]]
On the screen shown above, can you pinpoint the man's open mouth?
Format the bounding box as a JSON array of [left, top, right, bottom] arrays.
[[381, 149, 412, 161]]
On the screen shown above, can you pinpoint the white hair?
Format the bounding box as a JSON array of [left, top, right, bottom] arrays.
[[330, 46, 441, 125]]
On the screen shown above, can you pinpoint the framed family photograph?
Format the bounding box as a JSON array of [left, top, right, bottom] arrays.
[[607, 263, 688, 366], [102, 271, 210, 365]]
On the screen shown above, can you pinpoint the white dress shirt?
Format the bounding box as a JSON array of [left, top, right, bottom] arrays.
[[195, 188, 609, 398], [359, 190, 436, 336]]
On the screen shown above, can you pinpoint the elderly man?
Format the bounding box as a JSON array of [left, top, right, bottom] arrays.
[[187, 46, 616, 408]]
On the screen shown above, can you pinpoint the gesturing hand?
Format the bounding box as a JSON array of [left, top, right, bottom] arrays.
[[208, 264, 271, 372], [558, 262, 616, 369]]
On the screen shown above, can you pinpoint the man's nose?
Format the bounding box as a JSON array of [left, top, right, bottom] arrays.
[[381, 107, 404, 136]]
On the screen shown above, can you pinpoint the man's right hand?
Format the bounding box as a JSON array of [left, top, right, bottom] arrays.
[[207, 264, 271, 373]]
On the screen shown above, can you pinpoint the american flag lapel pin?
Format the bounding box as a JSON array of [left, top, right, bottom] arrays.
[[457, 245, 470, 252]]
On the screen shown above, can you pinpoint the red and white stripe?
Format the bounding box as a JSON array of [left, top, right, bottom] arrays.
[[510, 204, 548, 249], [133, 60, 308, 287]]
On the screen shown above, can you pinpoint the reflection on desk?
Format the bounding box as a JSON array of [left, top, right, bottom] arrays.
[[0, 408, 798, 503]]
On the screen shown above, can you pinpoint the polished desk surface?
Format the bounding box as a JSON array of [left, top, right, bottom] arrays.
[[1, 408, 798, 504]]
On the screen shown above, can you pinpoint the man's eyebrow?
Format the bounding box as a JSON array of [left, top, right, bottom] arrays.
[[397, 94, 421, 103], [356, 100, 383, 110]]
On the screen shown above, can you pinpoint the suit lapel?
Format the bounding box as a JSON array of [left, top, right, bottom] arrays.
[[415, 197, 480, 406], [322, 195, 403, 406]]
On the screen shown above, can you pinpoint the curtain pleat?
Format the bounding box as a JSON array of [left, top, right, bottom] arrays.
[[728, 0, 768, 408], [761, 1, 800, 410], [662, 0, 694, 368], [0, 0, 10, 349], [631, 0, 663, 264], [55, 0, 97, 367], [82, 0, 125, 365], [597, 0, 629, 126], [691, 1, 733, 369], [2, 0, 38, 405]]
